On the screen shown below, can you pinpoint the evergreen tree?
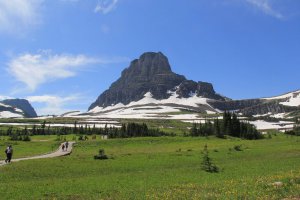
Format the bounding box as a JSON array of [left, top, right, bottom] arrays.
[[7, 127, 13, 136], [201, 145, 219, 173], [32, 125, 37, 135], [191, 123, 198, 136], [214, 119, 223, 138], [41, 121, 46, 135]]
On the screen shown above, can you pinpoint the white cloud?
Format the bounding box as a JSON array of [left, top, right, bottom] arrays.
[[0, 95, 13, 100], [27, 94, 82, 115], [245, 0, 284, 19], [94, 0, 118, 14], [7, 51, 108, 92], [0, 0, 43, 34]]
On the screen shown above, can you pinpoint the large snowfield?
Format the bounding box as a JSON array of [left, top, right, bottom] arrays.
[[248, 120, 295, 131], [87, 91, 215, 119]]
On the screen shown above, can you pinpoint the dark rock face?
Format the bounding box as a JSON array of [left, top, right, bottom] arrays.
[[1, 99, 37, 118], [208, 99, 266, 111], [89, 52, 224, 110], [91, 52, 188, 109], [176, 80, 197, 98], [176, 80, 225, 100], [239, 101, 295, 116], [208, 98, 296, 116]]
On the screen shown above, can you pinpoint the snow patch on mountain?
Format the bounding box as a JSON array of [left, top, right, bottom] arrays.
[[0, 103, 11, 108], [263, 90, 300, 107], [280, 95, 300, 107], [249, 120, 295, 130], [0, 102, 25, 118], [0, 111, 23, 118], [89, 91, 211, 114], [60, 111, 82, 117]]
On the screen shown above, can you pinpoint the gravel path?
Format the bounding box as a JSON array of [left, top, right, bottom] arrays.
[[0, 142, 75, 166]]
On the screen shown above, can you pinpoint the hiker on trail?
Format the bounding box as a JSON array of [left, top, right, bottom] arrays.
[[5, 145, 13, 163], [65, 141, 69, 151], [62, 143, 65, 152]]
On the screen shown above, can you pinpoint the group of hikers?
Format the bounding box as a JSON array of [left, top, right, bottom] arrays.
[[61, 141, 69, 152], [2, 141, 70, 164]]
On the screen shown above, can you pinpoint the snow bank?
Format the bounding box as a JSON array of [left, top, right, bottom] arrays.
[[249, 120, 295, 130], [0, 122, 120, 128], [89, 91, 211, 114], [263, 90, 300, 107], [0, 103, 11, 108], [0, 111, 23, 118]]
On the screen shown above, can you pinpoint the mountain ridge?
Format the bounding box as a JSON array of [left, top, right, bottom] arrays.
[[88, 52, 299, 118]]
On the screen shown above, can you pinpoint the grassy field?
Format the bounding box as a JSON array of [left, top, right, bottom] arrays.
[[0, 134, 299, 199]]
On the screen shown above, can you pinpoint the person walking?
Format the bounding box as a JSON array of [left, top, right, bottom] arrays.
[[62, 143, 65, 152], [65, 141, 69, 151], [5, 145, 13, 163]]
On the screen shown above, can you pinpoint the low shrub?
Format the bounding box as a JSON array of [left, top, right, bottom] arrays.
[[94, 149, 108, 160]]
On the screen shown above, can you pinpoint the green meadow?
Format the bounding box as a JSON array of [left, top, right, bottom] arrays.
[[0, 134, 299, 199]]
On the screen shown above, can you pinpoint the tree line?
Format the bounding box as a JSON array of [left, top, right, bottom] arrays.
[[0, 113, 263, 141], [190, 111, 263, 140], [0, 122, 170, 141], [285, 118, 300, 136]]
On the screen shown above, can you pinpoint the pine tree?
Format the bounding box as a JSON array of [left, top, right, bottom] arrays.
[[41, 121, 46, 135], [7, 127, 13, 136], [104, 123, 108, 135], [231, 113, 240, 137], [191, 123, 198, 136], [214, 119, 223, 138], [32, 125, 37, 135], [74, 121, 78, 134], [120, 124, 126, 135], [201, 144, 219, 173]]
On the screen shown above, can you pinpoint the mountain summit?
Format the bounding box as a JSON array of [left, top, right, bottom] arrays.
[[89, 52, 224, 110]]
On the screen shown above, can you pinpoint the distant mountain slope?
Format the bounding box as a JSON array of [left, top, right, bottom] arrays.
[[0, 99, 37, 118], [208, 90, 300, 116], [208, 98, 296, 116], [263, 90, 300, 107]]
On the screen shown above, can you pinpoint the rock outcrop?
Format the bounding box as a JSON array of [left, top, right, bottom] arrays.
[[176, 80, 225, 100]]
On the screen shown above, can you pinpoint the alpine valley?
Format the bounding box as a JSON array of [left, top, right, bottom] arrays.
[[1, 52, 299, 131]]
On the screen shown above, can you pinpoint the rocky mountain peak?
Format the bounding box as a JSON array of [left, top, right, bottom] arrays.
[[121, 52, 173, 79], [89, 52, 223, 110]]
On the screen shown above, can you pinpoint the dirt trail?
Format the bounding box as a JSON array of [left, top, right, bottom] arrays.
[[0, 142, 75, 166]]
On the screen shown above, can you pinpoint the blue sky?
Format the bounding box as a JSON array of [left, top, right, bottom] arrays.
[[0, 0, 299, 115]]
